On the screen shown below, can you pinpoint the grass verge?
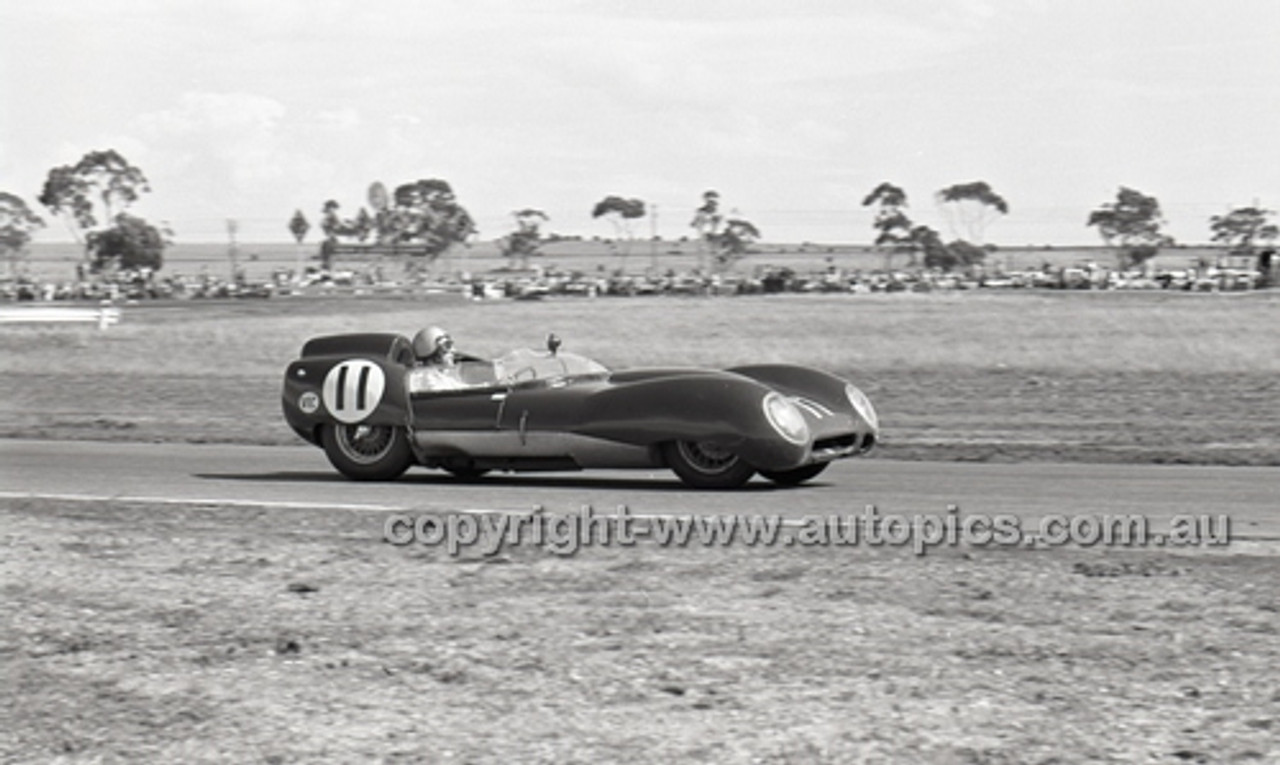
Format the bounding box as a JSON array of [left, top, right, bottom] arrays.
[[2, 291, 1278, 464]]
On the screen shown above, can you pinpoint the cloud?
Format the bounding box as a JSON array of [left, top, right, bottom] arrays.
[[314, 109, 363, 131], [111, 92, 347, 237], [135, 92, 286, 137]]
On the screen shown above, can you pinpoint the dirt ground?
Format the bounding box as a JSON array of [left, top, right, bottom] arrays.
[[3, 497, 1278, 764]]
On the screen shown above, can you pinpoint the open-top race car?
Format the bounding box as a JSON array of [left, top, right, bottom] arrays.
[[281, 331, 878, 489]]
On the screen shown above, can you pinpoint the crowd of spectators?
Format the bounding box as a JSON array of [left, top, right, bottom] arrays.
[[475, 258, 1271, 300], [0, 265, 277, 302], [1, 256, 1272, 303]]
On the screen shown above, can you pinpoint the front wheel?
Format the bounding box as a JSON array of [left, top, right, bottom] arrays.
[[321, 423, 413, 481], [663, 440, 756, 489], [759, 462, 829, 486]]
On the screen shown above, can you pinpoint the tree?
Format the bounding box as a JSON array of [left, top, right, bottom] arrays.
[[500, 208, 548, 269], [286, 210, 311, 280], [862, 181, 907, 210], [1208, 206, 1278, 256], [319, 177, 475, 268], [690, 190, 722, 238], [689, 190, 722, 270], [38, 150, 149, 240], [591, 195, 646, 266], [0, 192, 45, 276], [909, 225, 950, 270], [85, 213, 167, 271], [707, 218, 761, 269], [1087, 186, 1173, 269], [38, 149, 165, 272], [320, 200, 370, 242], [861, 182, 916, 265], [321, 200, 340, 239], [378, 179, 476, 260], [288, 210, 310, 243], [352, 208, 373, 242], [862, 182, 912, 244], [686, 190, 759, 271], [949, 239, 992, 269], [936, 181, 1008, 245]]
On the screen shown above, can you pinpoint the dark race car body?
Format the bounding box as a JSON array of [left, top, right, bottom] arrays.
[[282, 332, 878, 488]]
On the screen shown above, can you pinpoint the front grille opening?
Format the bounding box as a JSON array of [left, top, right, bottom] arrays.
[[814, 434, 858, 452]]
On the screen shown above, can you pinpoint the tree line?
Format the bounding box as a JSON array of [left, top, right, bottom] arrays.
[[864, 181, 1277, 271], [1, 148, 1277, 276], [299, 184, 761, 272]]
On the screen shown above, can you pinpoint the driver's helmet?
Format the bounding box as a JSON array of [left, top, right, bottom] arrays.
[[412, 326, 454, 362]]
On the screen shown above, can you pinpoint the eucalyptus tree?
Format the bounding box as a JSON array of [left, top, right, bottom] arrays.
[[592, 195, 646, 267], [1087, 186, 1172, 269], [0, 192, 45, 276], [1209, 206, 1278, 256], [861, 182, 917, 266], [936, 180, 1009, 245], [38, 149, 167, 271], [501, 208, 549, 269]]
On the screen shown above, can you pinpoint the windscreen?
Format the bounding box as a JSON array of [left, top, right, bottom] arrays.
[[493, 349, 609, 384]]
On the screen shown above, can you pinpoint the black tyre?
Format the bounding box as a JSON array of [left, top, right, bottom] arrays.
[[663, 440, 756, 489], [759, 462, 829, 486], [321, 423, 413, 481]]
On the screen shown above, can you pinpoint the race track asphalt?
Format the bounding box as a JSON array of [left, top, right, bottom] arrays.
[[3, 438, 1277, 544]]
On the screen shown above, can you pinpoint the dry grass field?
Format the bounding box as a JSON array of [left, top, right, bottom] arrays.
[[1, 289, 1277, 464]]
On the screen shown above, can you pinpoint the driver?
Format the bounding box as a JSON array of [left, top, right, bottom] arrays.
[[411, 326, 468, 390]]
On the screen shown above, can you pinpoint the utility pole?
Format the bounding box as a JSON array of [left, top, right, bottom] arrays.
[[650, 203, 659, 272], [226, 218, 239, 283]]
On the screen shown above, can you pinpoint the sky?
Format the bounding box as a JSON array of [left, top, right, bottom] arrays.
[[3, 0, 1279, 246]]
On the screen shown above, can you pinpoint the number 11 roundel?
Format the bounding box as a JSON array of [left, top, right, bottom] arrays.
[[321, 360, 387, 424]]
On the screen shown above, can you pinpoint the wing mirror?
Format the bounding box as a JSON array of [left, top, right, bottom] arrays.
[[547, 333, 561, 356]]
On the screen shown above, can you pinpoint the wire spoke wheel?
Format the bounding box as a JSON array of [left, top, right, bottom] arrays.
[[664, 440, 755, 489], [677, 441, 739, 474], [335, 424, 396, 464], [322, 423, 413, 481]]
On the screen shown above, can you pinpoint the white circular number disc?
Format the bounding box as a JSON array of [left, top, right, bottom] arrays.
[[321, 360, 386, 424]]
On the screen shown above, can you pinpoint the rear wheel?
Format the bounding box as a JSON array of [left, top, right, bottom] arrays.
[[663, 440, 755, 489], [321, 423, 413, 481], [759, 462, 829, 486]]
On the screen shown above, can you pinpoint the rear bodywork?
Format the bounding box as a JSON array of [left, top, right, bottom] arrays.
[[282, 333, 878, 479]]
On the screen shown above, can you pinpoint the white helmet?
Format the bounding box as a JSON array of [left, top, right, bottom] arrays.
[[412, 326, 453, 361]]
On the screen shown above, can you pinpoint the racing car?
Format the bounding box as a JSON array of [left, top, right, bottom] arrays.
[[281, 331, 878, 489]]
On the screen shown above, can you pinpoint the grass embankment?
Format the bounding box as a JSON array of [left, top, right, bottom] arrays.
[[2, 290, 1277, 464]]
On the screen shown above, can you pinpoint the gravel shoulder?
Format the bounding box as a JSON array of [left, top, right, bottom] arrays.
[[3, 498, 1278, 764]]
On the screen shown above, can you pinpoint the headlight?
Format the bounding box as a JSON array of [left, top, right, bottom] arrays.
[[763, 392, 810, 444], [845, 384, 879, 430]]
